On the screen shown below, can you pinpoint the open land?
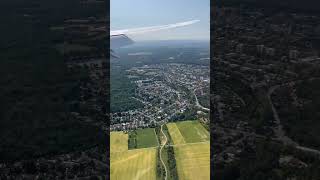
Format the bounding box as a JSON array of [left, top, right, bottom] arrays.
[[111, 148, 157, 180], [175, 121, 210, 143], [166, 120, 210, 180], [174, 143, 210, 180], [166, 123, 186, 145], [110, 131, 128, 152], [110, 131, 157, 180], [136, 128, 159, 148], [110, 120, 210, 180]]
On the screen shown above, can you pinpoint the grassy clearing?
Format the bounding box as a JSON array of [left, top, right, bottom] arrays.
[[136, 128, 159, 148], [128, 128, 159, 149], [174, 142, 210, 180], [166, 123, 186, 145], [110, 148, 157, 180], [110, 131, 128, 153], [176, 120, 210, 143]]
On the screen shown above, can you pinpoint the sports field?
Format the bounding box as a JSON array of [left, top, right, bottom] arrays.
[[110, 131, 128, 152], [166, 123, 186, 145], [176, 121, 209, 143], [136, 128, 159, 148], [174, 142, 210, 180], [110, 148, 157, 180]]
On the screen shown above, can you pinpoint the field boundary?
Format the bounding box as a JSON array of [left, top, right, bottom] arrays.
[[154, 129, 160, 146], [128, 146, 158, 152], [167, 141, 209, 147], [167, 123, 186, 144]]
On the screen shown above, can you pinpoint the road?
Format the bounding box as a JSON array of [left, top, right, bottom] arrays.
[[193, 89, 210, 112], [160, 124, 168, 180], [267, 79, 320, 156], [267, 85, 297, 146]]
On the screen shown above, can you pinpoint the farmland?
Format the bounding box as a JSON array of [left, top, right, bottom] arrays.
[[110, 131, 157, 180], [174, 143, 210, 180], [110, 120, 210, 180], [110, 131, 128, 152], [136, 128, 159, 148], [128, 128, 159, 149], [175, 121, 210, 143], [166, 123, 186, 145], [166, 120, 210, 180], [110, 148, 157, 180]]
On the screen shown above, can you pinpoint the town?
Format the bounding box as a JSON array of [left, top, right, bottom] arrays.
[[111, 63, 210, 131], [212, 4, 320, 179]]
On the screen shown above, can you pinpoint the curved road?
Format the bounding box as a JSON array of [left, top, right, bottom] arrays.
[[267, 78, 320, 156], [193, 89, 210, 112], [160, 124, 168, 180]]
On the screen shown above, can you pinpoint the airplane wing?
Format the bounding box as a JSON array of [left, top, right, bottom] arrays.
[[110, 20, 200, 57]]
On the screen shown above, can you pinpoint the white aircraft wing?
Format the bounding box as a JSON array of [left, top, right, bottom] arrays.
[[110, 20, 200, 57]]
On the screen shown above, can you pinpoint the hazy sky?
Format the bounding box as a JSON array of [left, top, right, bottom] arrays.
[[111, 0, 210, 41]]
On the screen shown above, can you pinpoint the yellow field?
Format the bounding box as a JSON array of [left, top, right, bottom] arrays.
[[176, 121, 209, 143], [110, 122, 209, 180], [174, 142, 210, 180], [110, 131, 128, 153], [110, 148, 157, 180], [166, 123, 186, 145]]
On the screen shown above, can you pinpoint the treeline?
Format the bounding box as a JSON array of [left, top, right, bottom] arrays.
[[274, 79, 320, 149], [128, 131, 137, 149], [213, 140, 320, 180], [167, 146, 179, 180], [156, 148, 165, 179], [0, 0, 106, 162]]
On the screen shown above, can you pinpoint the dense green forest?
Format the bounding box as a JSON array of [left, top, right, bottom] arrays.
[[0, 0, 106, 162], [274, 79, 320, 149], [214, 140, 320, 180], [110, 66, 143, 112]]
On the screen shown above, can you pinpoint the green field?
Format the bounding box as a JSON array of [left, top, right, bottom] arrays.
[[110, 121, 209, 179], [136, 128, 159, 148], [167, 121, 209, 144], [176, 121, 210, 143], [174, 142, 210, 180], [166, 121, 210, 179], [110, 131, 157, 180], [110, 131, 128, 153], [111, 148, 157, 180], [166, 123, 186, 145]]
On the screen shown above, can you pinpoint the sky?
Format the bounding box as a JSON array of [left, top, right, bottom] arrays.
[[111, 0, 210, 41]]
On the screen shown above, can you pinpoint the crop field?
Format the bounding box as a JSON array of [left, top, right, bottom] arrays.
[[166, 123, 186, 145], [110, 148, 157, 180], [174, 142, 210, 180], [176, 121, 210, 143], [136, 128, 159, 148], [166, 121, 210, 179], [110, 131, 128, 152], [110, 121, 209, 180]]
